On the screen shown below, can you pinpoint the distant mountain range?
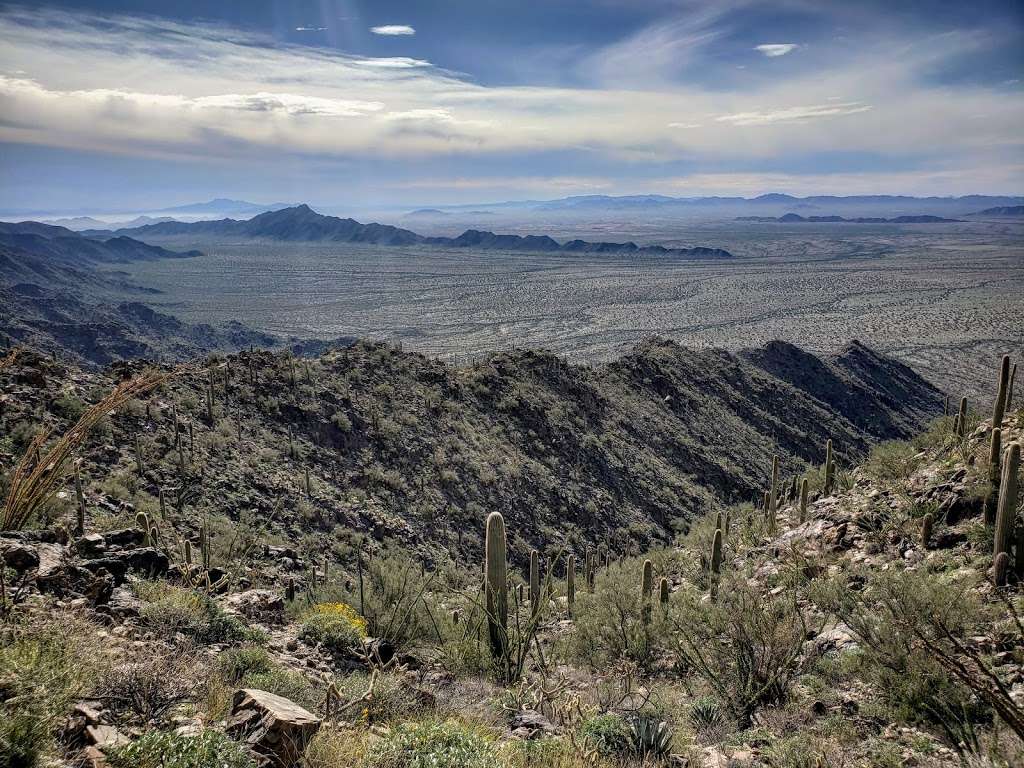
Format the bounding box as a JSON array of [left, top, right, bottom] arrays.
[[87, 205, 735, 259], [45, 215, 177, 231], [736, 213, 961, 224], [969, 205, 1024, 216], [154, 198, 298, 216]]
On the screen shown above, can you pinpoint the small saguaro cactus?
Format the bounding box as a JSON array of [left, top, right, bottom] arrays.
[[304, 467, 312, 498], [798, 478, 809, 524], [484, 512, 508, 660], [993, 442, 1020, 586], [709, 529, 723, 599], [134, 434, 145, 476], [136, 512, 151, 546], [357, 549, 365, 615], [566, 554, 576, 616], [956, 397, 968, 438], [1008, 363, 1017, 410], [171, 400, 181, 448], [641, 559, 654, 624], [994, 552, 1012, 589], [73, 459, 86, 536], [768, 455, 779, 532], [658, 577, 669, 606], [529, 549, 540, 613], [824, 439, 835, 495], [921, 513, 934, 548], [183, 539, 193, 566], [985, 428, 1003, 526], [285, 577, 295, 602], [158, 487, 167, 520], [992, 354, 1011, 429]]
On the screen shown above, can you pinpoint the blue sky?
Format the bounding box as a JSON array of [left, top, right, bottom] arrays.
[[0, 0, 1021, 212]]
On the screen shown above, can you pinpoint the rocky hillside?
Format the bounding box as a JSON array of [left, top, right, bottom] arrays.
[[0, 339, 940, 564], [0, 348, 1019, 768]]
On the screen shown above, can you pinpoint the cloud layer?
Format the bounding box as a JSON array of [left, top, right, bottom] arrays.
[[0, 3, 1021, 202], [371, 25, 415, 36]]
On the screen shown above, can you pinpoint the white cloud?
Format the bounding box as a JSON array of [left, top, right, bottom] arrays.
[[371, 25, 415, 36], [715, 102, 872, 126], [755, 43, 799, 57], [0, 5, 1019, 193]]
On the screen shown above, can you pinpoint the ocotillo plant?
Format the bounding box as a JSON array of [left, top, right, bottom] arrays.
[[993, 442, 1020, 586], [484, 512, 508, 660], [985, 428, 1002, 526], [824, 439, 835, 495], [768, 455, 779, 533], [709, 529, 723, 600], [73, 459, 86, 536], [529, 549, 540, 613], [992, 355, 1011, 429], [641, 559, 653, 625], [566, 554, 575, 617], [921, 513, 934, 548], [798, 478, 809, 524]]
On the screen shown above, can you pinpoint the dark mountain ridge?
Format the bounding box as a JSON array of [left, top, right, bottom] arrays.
[[85, 205, 734, 258], [736, 213, 961, 224]]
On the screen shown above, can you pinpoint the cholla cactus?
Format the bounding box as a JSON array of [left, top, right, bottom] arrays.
[[993, 442, 1020, 586], [485, 512, 508, 660]]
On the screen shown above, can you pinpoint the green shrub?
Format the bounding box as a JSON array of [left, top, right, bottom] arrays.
[[862, 440, 922, 485], [106, 730, 255, 768], [357, 551, 439, 651], [569, 559, 665, 668], [580, 713, 632, 757], [365, 719, 498, 768], [299, 602, 367, 654], [136, 583, 264, 645], [215, 647, 274, 684]]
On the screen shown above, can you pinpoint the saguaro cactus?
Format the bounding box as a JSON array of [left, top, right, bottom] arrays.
[[824, 439, 835, 495], [73, 459, 86, 536], [158, 487, 167, 520], [768, 455, 779, 532], [566, 554, 576, 617], [993, 442, 1020, 586], [659, 577, 669, 606], [956, 397, 968, 438], [183, 539, 193, 566], [134, 434, 145, 476], [529, 549, 540, 613], [641, 559, 653, 624], [709, 529, 723, 599], [1008, 363, 1017, 410], [136, 512, 151, 546], [984, 428, 1002, 526], [921, 513, 934, 548], [484, 512, 508, 660], [798, 478, 809, 524], [992, 355, 1011, 429]]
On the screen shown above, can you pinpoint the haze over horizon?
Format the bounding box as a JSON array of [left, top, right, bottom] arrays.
[[1, 0, 1022, 213]]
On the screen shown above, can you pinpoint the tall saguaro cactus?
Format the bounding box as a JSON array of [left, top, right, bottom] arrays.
[[985, 428, 1003, 526], [1008, 363, 1017, 410], [824, 439, 835, 495], [798, 478, 809, 524], [641, 559, 653, 624], [992, 355, 1011, 429], [709, 528, 723, 600], [956, 397, 968, 438], [768, 455, 779, 532], [484, 512, 508, 660], [529, 549, 540, 613], [993, 442, 1020, 586], [566, 554, 575, 617]]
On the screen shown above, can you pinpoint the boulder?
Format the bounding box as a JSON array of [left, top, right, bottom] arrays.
[[226, 689, 321, 767], [101, 528, 145, 549], [0, 540, 39, 572], [509, 709, 557, 740], [224, 589, 286, 624]]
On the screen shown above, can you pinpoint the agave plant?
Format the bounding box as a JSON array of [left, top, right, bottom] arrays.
[[631, 715, 673, 758]]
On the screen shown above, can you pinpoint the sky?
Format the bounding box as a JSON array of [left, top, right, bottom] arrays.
[[0, 0, 1022, 212]]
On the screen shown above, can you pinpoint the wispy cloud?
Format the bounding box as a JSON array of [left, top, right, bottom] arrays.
[[371, 25, 415, 36], [716, 102, 872, 126], [755, 43, 799, 57]]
